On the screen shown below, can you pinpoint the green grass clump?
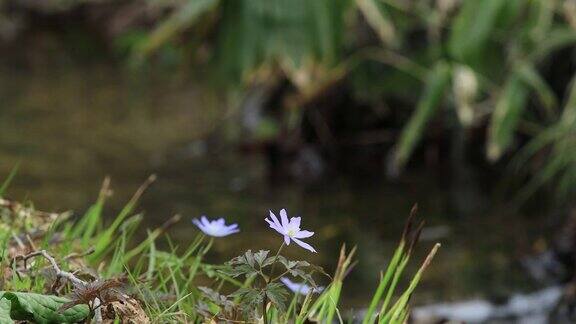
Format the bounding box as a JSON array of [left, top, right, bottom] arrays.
[[0, 176, 438, 323]]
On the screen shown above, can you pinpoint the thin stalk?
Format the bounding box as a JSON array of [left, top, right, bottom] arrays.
[[262, 242, 285, 324], [268, 242, 285, 281]]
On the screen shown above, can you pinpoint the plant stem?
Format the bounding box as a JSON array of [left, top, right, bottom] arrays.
[[262, 295, 268, 324], [262, 242, 285, 324], [270, 269, 290, 283], [268, 242, 285, 282]]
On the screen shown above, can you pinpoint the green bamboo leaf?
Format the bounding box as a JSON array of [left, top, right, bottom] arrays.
[[517, 63, 558, 119], [516, 144, 573, 204], [214, 0, 349, 82], [391, 61, 451, 175], [514, 73, 576, 167], [135, 0, 220, 58], [513, 73, 576, 201], [526, 0, 554, 41], [356, 0, 396, 47], [528, 27, 576, 63], [487, 72, 529, 162], [448, 0, 507, 66]]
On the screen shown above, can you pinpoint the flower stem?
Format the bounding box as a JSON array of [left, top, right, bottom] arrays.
[[262, 242, 284, 324], [268, 242, 285, 282]]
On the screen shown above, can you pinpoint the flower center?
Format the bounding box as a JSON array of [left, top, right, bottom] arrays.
[[287, 229, 295, 237]]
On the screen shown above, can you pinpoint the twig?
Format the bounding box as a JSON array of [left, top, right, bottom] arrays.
[[14, 250, 85, 286], [64, 247, 95, 261], [12, 250, 103, 323]]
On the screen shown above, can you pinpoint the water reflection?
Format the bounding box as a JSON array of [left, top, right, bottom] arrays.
[[0, 64, 543, 306]]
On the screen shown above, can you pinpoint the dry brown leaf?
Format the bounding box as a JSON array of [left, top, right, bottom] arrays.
[[104, 298, 150, 324]]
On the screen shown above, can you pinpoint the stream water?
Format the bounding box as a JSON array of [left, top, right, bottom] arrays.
[[0, 63, 554, 309]]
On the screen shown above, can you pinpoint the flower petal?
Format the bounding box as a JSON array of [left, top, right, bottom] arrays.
[[280, 277, 315, 295], [284, 235, 291, 245], [269, 211, 282, 228], [200, 216, 210, 227], [290, 217, 301, 229], [265, 218, 284, 234], [224, 228, 240, 236], [280, 209, 289, 227], [292, 238, 316, 253], [226, 224, 239, 231], [293, 230, 314, 239], [192, 218, 207, 234]]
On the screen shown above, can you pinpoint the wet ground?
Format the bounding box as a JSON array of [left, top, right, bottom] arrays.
[[0, 63, 554, 308]]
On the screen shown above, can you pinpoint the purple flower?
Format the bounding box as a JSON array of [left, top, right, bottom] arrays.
[[280, 277, 324, 295], [265, 209, 316, 253], [192, 216, 239, 237]]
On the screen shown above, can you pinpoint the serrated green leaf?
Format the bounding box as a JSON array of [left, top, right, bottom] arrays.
[[220, 264, 257, 278], [244, 250, 255, 268], [265, 283, 288, 312], [232, 288, 264, 315], [254, 250, 270, 266]]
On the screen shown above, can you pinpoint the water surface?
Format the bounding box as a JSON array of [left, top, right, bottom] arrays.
[[0, 64, 547, 307]]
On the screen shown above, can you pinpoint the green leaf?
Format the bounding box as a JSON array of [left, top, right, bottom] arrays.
[[528, 27, 576, 64], [448, 0, 507, 67], [253, 250, 270, 266], [244, 250, 255, 268], [265, 283, 288, 312], [487, 71, 529, 161], [224, 251, 269, 278], [134, 0, 220, 59], [391, 61, 451, 174], [516, 63, 557, 119], [0, 164, 19, 197], [89, 176, 154, 262], [356, 0, 396, 47], [0, 296, 13, 324], [2, 292, 89, 324], [525, 0, 554, 42], [231, 288, 264, 315], [213, 0, 350, 82], [220, 264, 257, 278]]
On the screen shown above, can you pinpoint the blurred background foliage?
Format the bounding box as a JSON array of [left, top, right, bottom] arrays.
[[2, 0, 576, 205]]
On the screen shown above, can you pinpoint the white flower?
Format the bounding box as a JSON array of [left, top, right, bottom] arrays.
[[192, 216, 239, 237], [265, 209, 316, 253], [280, 277, 324, 295]]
